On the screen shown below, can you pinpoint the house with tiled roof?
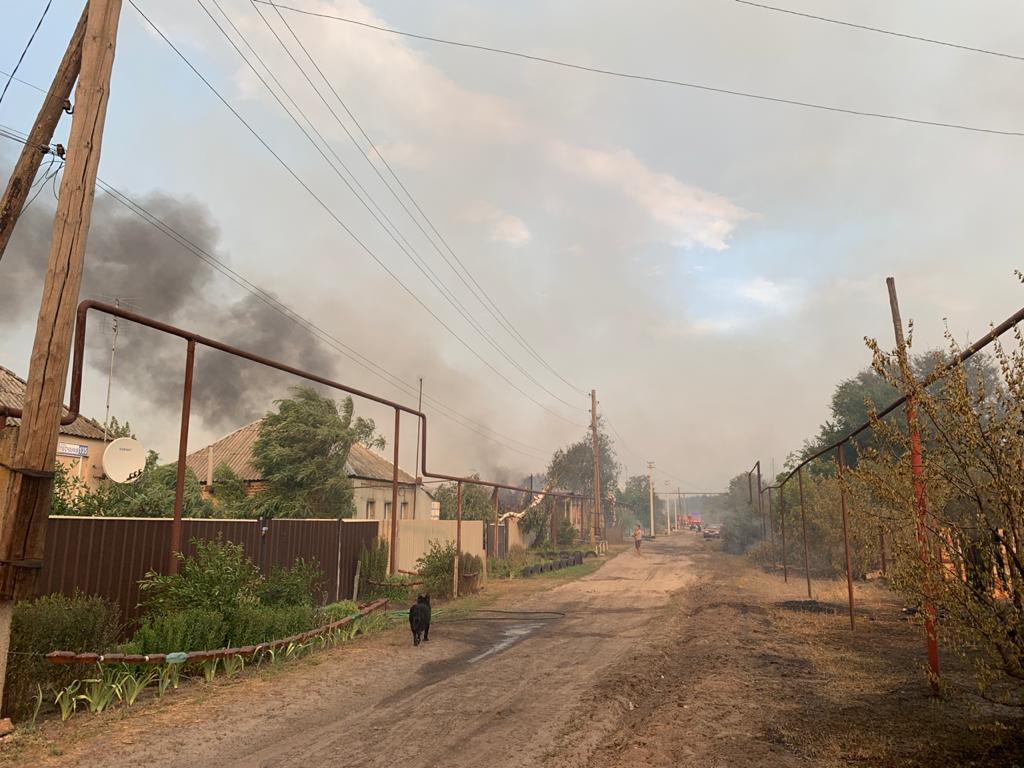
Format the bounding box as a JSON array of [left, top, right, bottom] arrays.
[[184, 419, 436, 520], [0, 365, 112, 491]]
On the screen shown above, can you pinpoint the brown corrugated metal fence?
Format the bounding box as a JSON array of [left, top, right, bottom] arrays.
[[37, 516, 381, 622]]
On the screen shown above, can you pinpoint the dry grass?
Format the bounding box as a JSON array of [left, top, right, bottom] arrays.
[[549, 537, 1024, 768]]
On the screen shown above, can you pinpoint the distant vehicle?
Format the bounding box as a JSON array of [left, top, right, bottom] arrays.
[[703, 525, 722, 539]]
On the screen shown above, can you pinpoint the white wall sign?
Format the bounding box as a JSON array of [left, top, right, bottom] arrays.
[[57, 443, 89, 458]]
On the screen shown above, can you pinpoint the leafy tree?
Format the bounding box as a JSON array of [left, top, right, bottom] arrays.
[[105, 451, 211, 517], [856, 328, 1024, 702], [54, 451, 212, 518], [546, 420, 620, 503], [210, 462, 251, 517], [104, 416, 135, 439], [51, 462, 88, 516], [436, 475, 494, 521], [800, 351, 1000, 472], [354, 421, 387, 452], [250, 386, 365, 518]]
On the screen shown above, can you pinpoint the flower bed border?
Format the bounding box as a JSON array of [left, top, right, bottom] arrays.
[[44, 598, 389, 666]]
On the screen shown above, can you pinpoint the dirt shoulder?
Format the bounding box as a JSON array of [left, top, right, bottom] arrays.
[[548, 537, 1024, 768]]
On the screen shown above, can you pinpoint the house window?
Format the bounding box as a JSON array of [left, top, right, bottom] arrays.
[[384, 502, 392, 519], [401, 502, 409, 520], [366, 500, 376, 519]]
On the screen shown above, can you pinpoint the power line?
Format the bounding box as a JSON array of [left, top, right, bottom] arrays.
[[735, 1, 1024, 63], [258, 0, 584, 396], [257, 0, 1024, 138], [0, 0, 53, 107], [200, 0, 581, 412], [127, 0, 586, 427], [0, 70, 47, 96], [0, 121, 552, 461], [603, 411, 689, 488]]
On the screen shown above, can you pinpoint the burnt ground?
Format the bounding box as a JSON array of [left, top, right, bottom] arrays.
[[2, 535, 1022, 767]]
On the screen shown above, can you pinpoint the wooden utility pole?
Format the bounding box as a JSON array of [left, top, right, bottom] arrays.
[[0, 0, 122, 711], [589, 389, 601, 544], [886, 277, 941, 693], [0, 5, 88, 263]]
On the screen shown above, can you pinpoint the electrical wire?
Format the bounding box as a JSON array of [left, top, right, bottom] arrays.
[[0, 69, 47, 96], [0, 0, 53, 107], [258, 0, 584, 397], [0, 121, 553, 462], [603, 411, 689, 489], [199, 0, 582, 414], [127, 0, 587, 428], [257, 0, 1024, 138], [735, 1, 1024, 63]]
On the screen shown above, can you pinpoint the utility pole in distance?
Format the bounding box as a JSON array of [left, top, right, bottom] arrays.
[[0, 0, 123, 709], [589, 389, 601, 544], [647, 461, 655, 536], [0, 6, 87, 263]]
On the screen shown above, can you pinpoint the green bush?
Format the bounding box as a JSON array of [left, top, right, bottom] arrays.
[[358, 539, 389, 588], [4, 593, 121, 721], [129, 609, 226, 654], [226, 605, 316, 646], [417, 539, 457, 597], [488, 545, 538, 579], [316, 600, 360, 625], [139, 538, 261, 615], [259, 558, 323, 607], [556, 520, 577, 546], [488, 556, 512, 578]]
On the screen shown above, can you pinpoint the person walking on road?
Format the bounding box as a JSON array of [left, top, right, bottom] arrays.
[[633, 524, 643, 556]]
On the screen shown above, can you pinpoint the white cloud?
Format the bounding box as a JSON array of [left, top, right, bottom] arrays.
[[462, 202, 531, 246], [736, 278, 798, 311], [550, 142, 750, 250]]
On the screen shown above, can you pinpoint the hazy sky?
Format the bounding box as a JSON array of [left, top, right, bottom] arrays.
[[2, 0, 1023, 492]]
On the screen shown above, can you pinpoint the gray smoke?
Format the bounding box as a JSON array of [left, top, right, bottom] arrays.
[[2, 181, 337, 432]]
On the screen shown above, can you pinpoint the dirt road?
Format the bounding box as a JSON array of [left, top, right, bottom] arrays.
[[8, 534, 1021, 767], [11, 536, 694, 768]]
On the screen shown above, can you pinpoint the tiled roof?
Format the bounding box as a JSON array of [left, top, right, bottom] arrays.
[[0, 365, 108, 441], [184, 419, 417, 485]]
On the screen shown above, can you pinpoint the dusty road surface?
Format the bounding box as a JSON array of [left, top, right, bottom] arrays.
[[8, 535, 1021, 767], [9, 536, 694, 768]]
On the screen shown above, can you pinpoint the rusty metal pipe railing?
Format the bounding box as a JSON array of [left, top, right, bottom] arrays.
[[389, 408, 400, 575], [168, 339, 195, 574], [37, 300, 596, 572]]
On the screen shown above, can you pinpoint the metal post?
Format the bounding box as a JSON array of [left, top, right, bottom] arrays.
[[837, 443, 855, 630], [550, 495, 556, 547], [169, 339, 195, 575], [492, 488, 499, 558], [879, 528, 888, 575], [590, 389, 601, 545], [780, 483, 788, 582], [798, 468, 812, 599], [756, 463, 765, 539], [767, 486, 776, 567], [412, 377, 422, 519], [886, 276, 940, 691], [455, 480, 463, 598], [388, 408, 400, 575]]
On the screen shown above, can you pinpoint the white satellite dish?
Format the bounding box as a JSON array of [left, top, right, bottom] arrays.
[[102, 437, 146, 483]]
